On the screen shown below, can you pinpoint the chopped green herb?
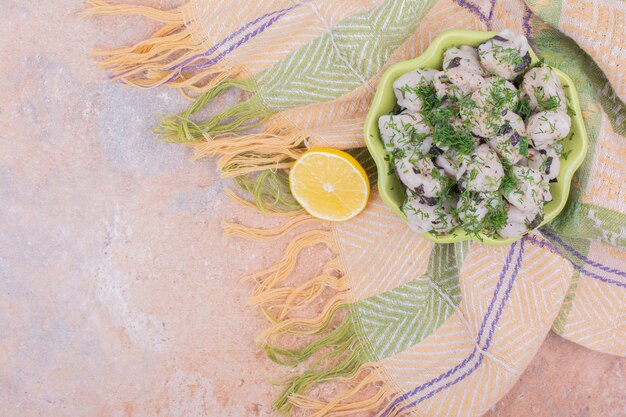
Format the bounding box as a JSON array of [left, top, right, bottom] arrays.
[[562, 149, 572, 160], [519, 135, 529, 157], [514, 96, 532, 119], [500, 160, 517, 195], [567, 105, 577, 117], [534, 89, 560, 111]]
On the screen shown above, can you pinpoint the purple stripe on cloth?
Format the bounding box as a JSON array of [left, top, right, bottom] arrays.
[[475, 237, 517, 343], [451, 0, 497, 24], [112, 4, 298, 81], [380, 241, 524, 417], [522, 4, 533, 39], [540, 229, 626, 278], [169, 5, 297, 72], [525, 234, 626, 288], [182, 7, 293, 73]]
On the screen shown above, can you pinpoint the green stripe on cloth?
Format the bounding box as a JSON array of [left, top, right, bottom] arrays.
[[354, 241, 471, 360], [255, 0, 436, 110], [550, 203, 626, 248], [532, 19, 626, 247], [160, 0, 437, 142]]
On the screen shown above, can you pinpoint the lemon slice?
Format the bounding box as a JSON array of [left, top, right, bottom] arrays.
[[289, 148, 370, 221]]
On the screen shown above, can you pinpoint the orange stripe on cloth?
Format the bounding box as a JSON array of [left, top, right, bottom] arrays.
[[558, 241, 626, 355], [582, 112, 626, 213], [333, 192, 433, 302]]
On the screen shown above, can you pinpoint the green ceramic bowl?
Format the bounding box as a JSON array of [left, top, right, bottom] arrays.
[[364, 29, 588, 246]]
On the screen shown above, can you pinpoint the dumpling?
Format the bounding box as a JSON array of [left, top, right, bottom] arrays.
[[520, 67, 567, 112], [460, 144, 504, 192], [487, 111, 527, 164], [457, 191, 501, 234], [498, 203, 544, 238], [432, 71, 464, 101], [502, 166, 550, 212], [403, 190, 459, 234], [395, 156, 448, 199], [434, 149, 470, 181], [378, 112, 433, 150], [443, 46, 486, 95], [393, 68, 439, 112], [477, 29, 531, 80], [461, 77, 519, 137], [525, 145, 561, 181], [526, 109, 571, 149]]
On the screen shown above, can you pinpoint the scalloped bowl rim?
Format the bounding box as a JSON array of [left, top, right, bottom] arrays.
[[363, 29, 588, 246]]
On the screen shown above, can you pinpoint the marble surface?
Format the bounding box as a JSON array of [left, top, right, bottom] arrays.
[[0, 1, 624, 416]]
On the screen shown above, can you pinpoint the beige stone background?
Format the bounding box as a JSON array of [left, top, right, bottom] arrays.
[[0, 1, 624, 416]]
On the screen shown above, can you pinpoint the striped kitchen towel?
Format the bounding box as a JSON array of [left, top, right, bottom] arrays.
[[85, 0, 625, 415]]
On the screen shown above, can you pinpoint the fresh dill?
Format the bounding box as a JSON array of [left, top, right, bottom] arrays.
[[562, 149, 572, 160], [519, 135, 529, 157], [415, 87, 475, 155], [514, 96, 532, 119], [500, 160, 517, 195], [533, 89, 560, 111]]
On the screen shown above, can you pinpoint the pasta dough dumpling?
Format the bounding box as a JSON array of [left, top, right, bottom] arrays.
[[393, 68, 439, 112], [403, 191, 459, 234], [498, 203, 544, 238], [460, 144, 504, 192], [378, 112, 432, 150], [461, 77, 519, 137], [525, 145, 561, 181], [395, 156, 448, 199], [477, 29, 531, 80], [443, 46, 486, 95], [520, 67, 567, 112], [487, 111, 527, 165], [502, 166, 550, 212], [456, 191, 501, 234], [526, 109, 571, 149]]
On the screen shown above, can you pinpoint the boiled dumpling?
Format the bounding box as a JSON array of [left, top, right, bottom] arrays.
[[498, 203, 544, 238], [403, 190, 459, 234], [434, 149, 470, 181], [460, 144, 504, 192], [378, 112, 432, 150], [520, 67, 567, 112], [395, 156, 447, 199], [456, 191, 501, 234], [443, 46, 486, 95], [525, 145, 561, 181], [461, 77, 519, 137], [432, 71, 464, 101], [526, 109, 571, 149], [502, 166, 550, 212], [393, 68, 439, 112], [477, 29, 531, 80]]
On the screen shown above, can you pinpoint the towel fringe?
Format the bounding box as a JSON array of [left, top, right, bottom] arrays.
[[80, 0, 183, 22], [225, 194, 395, 417], [251, 274, 347, 321], [289, 365, 392, 417], [242, 229, 337, 294], [193, 118, 308, 177], [258, 292, 348, 342], [82, 1, 247, 93], [224, 214, 321, 241]]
